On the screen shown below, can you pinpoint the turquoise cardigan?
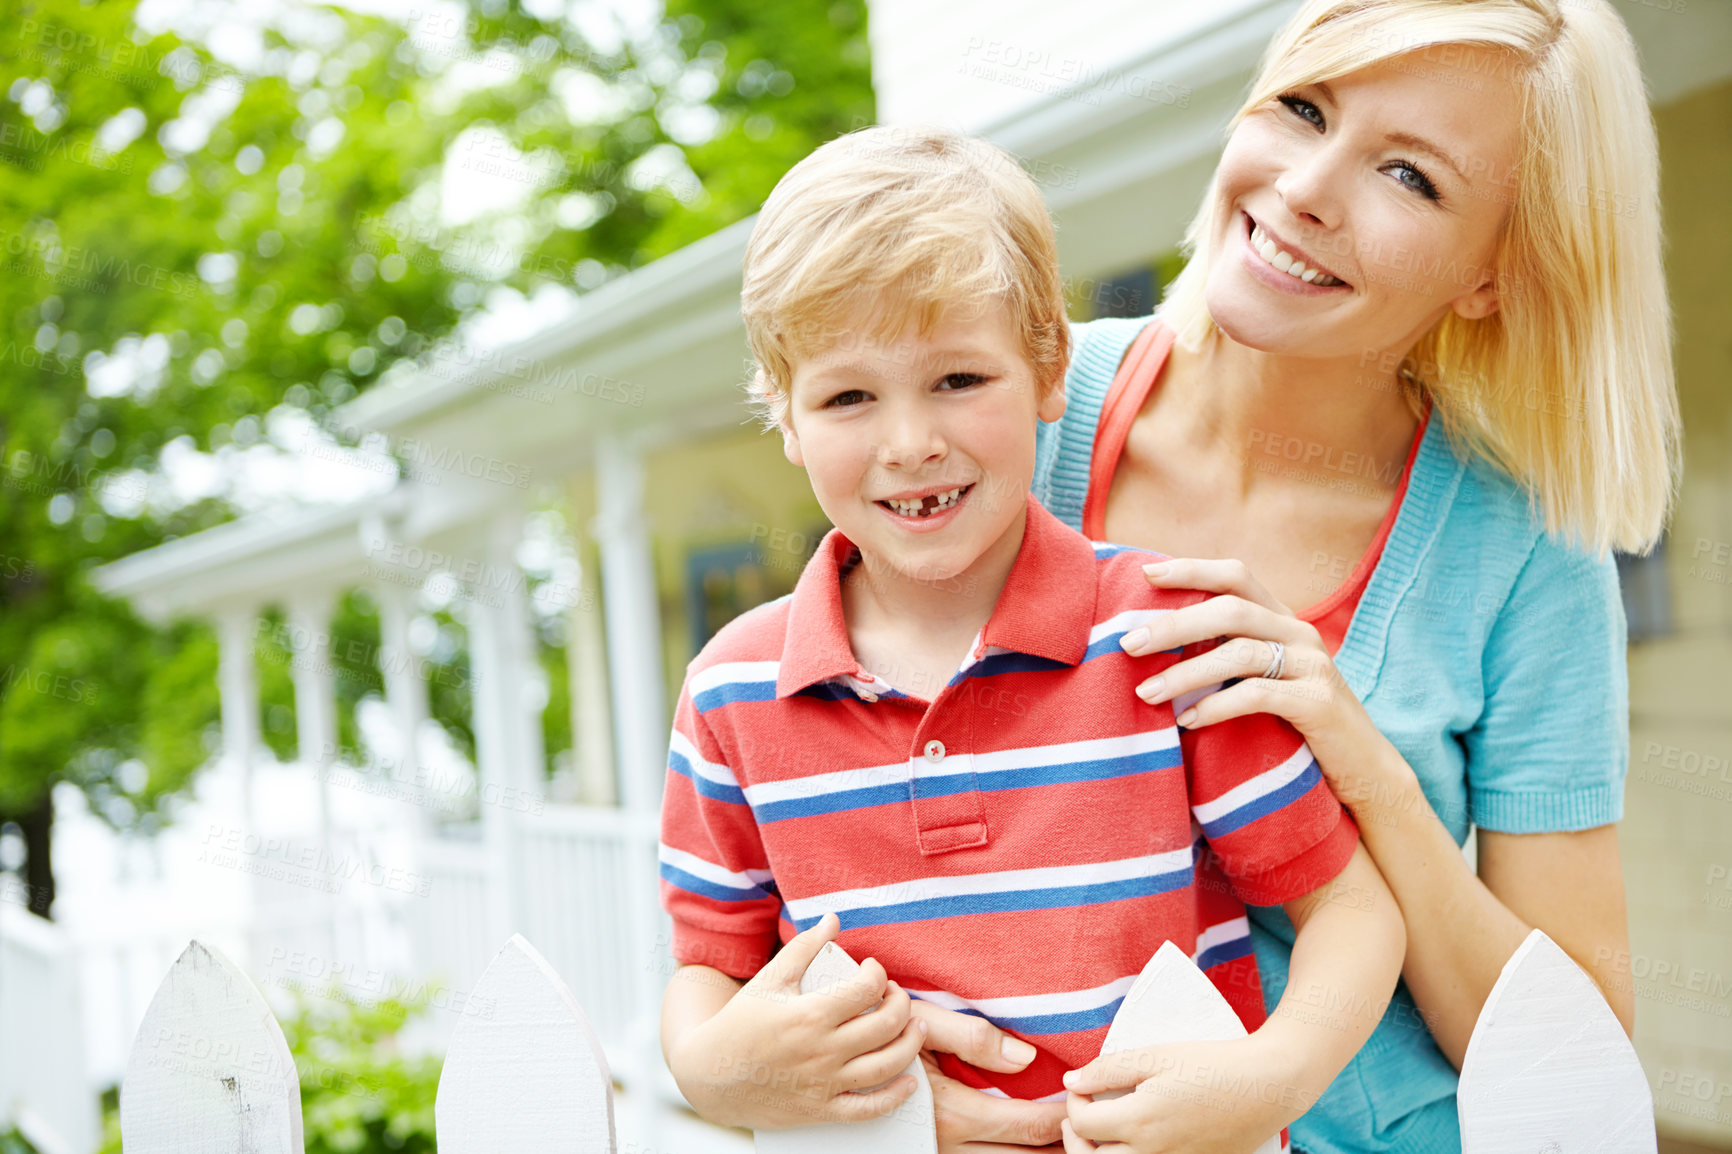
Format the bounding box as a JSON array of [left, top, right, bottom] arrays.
[[1034, 315, 1630, 1154]]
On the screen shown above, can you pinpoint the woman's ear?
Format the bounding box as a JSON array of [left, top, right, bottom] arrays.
[[1452, 274, 1503, 321]]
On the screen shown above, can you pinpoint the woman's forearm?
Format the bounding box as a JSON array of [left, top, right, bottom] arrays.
[[1332, 742, 1552, 1068]]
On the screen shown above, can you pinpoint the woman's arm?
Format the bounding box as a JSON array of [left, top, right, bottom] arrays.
[[1117, 556, 1635, 1069], [1057, 844, 1404, 1151], [1325, 737, 1632, 1066]]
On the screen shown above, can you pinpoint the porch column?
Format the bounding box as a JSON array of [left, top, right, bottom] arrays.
[[375, 581, 432, 833], [568, 549, 616, 807], [591, 435, 668, 1147], [462, 511, 544, 947], [286, 593, 339, 958], [214, 607, 262, 826], [592, 437, 667, 814], [286, 594, 337, 848]]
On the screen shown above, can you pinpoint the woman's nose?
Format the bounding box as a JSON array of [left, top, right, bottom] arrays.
[[1274, 144, 1345, 234]]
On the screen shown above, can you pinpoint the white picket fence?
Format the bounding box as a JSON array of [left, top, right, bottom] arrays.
[[115, 927, 1657, 1153], [0, 903, 99, 1154]]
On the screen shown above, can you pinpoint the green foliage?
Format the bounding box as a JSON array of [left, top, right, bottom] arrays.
[[283, 986, 441, 1154], [0, 0, 873, 866], [0, 1127, 43, 1154]]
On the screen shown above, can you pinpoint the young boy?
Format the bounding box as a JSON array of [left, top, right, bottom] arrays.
[[657, 126, 1404, 1151]]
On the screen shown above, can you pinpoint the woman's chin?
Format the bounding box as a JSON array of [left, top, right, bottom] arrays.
[[1206, 280, 1335, 354]]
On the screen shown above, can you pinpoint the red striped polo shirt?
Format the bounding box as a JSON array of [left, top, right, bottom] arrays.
[[658, 493, 1359, 1102]]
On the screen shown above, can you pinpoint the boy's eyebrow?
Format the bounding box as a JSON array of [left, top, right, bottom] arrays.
[[800, 345, 1009, 380]]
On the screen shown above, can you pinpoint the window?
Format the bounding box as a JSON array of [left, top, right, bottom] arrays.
[[1615, 533, 1673, 643]]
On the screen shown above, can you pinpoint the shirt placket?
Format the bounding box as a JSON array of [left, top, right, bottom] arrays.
[[908, 681, 988, 855]]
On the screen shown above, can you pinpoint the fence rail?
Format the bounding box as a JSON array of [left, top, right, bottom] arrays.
[[113, 926, 1657, 1152]]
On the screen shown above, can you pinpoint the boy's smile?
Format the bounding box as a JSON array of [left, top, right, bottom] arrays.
[[779, 299, 1065, 603]]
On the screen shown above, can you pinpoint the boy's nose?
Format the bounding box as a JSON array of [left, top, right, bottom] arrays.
[[877, 416, 946, 470]]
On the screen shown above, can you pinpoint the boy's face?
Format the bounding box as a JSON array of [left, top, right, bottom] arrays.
[[779, 299, 1066, 588]]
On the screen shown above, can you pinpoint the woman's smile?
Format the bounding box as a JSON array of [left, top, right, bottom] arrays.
[[1237, 210, 1353, 296]]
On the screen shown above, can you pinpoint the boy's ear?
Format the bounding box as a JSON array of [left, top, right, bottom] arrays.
[[779, 412, 804, 467], [1037, 372, 1067, 423]]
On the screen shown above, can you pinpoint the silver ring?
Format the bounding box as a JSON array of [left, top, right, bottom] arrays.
[[1262, 640, 1286, 680]]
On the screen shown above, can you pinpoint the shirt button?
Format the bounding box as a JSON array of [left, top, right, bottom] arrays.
[[858, 690, 877, 703], [923, 739, 945, 762]]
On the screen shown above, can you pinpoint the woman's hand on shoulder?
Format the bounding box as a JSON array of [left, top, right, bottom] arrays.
[[1117, 557, 1385, 787]]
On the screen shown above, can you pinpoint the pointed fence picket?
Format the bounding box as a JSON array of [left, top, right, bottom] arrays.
[[116, 927, 1655, 1152], [1459, 930, 1657, 1153], [118, 935, 616, 1153], [119, 941, 304, 1154], [434, 934, 615, 1152]]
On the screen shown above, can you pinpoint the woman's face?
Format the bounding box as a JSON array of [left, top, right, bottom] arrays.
[[1204, 44, 1525, 362]]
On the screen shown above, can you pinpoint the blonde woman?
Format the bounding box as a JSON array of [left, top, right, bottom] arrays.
[[903, 1, 1680, 1151]]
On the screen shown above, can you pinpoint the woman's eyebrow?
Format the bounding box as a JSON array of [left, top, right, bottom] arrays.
[[1383, 130, 1468, 182], [1311, 79, 1468, 182]]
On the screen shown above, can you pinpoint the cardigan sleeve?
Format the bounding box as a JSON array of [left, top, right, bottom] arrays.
[[1461, 531, 1630, 832]]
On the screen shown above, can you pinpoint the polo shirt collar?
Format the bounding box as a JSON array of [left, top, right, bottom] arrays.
[[775, 494, 1100, 699]]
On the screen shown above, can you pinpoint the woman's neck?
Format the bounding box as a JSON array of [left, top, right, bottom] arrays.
[[1164, 331, 1422, 496]]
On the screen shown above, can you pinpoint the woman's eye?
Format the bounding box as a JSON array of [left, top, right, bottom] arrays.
[[1278, 94, 1324, 129], [1388, 161, 1441, 201], [824, 389, 868, 408], [937, 372, 988, 391]]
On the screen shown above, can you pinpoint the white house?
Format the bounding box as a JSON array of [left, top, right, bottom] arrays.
[[5, 1, 1730, 1150]]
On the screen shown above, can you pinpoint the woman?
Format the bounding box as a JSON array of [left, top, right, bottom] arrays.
[[915, 0, 1679, 1151]]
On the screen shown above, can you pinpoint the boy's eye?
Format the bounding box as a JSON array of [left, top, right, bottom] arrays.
[[937, 372, 988, 390], [823, 388, 869, 408]]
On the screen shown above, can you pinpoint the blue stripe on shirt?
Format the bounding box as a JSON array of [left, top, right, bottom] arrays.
[[1198, 757, 1324, 839], [795, 866, 1195, 932]]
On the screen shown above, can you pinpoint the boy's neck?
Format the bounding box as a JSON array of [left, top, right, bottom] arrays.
[[839, 504, 1029, 692]]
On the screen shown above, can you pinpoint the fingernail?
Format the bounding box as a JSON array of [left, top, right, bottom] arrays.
[[1062, 1069, 1079, 1089], [1002, 1036, 1037, 1064], [1142, 562, 1170, 578], [1177, 708, 1198, 727], [917, 1019, 928, 1036], [1120, 627, 1149, 652], [1138, 676, 1165, 702]]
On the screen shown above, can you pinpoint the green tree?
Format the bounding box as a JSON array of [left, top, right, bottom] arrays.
[[0, 0, 873, 917]]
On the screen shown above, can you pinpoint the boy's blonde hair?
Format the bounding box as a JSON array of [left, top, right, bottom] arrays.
[[740, 126, 1069, 429], [1160, 0, 1679, 555]]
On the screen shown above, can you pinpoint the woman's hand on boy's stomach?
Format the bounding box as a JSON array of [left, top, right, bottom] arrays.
[[671, 912, 929, 1129], [921, 1051, 1068, 1152], [910, 1006, 1065, 1151]]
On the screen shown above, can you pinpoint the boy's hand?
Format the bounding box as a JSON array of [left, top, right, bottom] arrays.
[[668, 912, 928, 1130], [1058, 1036, 1294, 1153]]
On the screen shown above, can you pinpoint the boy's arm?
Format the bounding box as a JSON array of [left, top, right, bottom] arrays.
[[1256, 840, 1406, 1123], [657, 687, 925, 1129], [1059, 843, 1404, 1150], [659, 917, 928, 1129]]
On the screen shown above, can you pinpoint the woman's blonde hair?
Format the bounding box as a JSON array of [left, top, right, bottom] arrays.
[[740, 125, 1070, 429], [1160, 0, 1679, 554]]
